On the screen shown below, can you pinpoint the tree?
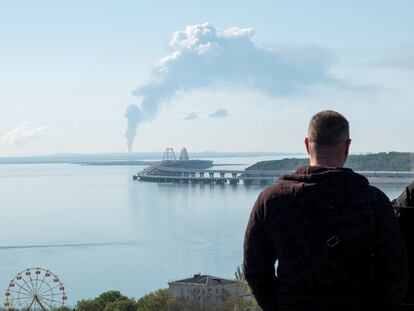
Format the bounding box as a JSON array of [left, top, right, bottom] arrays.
[[104, 299, 138, 311], [136, 288, 182, 311], [76, 299, 102, 311], [166, 298, 183, 311], [75, 291, 129, 311], [95, 291, 127, 309]]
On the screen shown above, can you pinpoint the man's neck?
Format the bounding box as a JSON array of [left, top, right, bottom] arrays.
[[310, 157, 344, 168]]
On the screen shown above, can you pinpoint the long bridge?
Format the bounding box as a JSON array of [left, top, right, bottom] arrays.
[[133, 161, 414, 186], [133, 161, 291, 185], [132, 147, 414, 185]]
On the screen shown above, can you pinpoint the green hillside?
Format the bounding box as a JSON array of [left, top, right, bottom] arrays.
[[246, 152, 414, 172]]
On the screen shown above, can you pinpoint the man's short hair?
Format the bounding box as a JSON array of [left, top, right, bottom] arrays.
[[308, 110, 350, 147]]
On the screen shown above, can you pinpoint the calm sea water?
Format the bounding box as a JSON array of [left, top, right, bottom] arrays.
[[0, 156, 411, 305]]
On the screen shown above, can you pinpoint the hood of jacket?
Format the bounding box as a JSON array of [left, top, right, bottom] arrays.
[[279, 165, 369, 210]]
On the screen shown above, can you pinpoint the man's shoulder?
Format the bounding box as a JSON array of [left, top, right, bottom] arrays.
[[258, 179, 391, 210], [260, 179, 302, 200], [361, 185, 391, 205], [353, 185, 395, 219]]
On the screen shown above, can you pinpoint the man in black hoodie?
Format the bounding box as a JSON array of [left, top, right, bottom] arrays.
[[243, 110, 408, 311], [393, 181, 414, 309], [394, 181, 414, 210]]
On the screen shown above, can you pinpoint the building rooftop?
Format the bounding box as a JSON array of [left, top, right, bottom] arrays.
[[169, 273, 236, 286]]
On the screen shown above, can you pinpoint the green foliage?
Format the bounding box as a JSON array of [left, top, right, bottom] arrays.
[[246, 152, 414, 172], [104, 299, 138, 311], [75, 291, 129, 311], [6, 289, 184, 311], [346, 152, 414, 171], [136, 288, 183, 311], [166, 298, 182, 311], [76, 299, 102, 311], [95, 291, 127, 309], [136, 289, 168, 311], [246, 158, 308, 171], [225, 298, 262, 311]]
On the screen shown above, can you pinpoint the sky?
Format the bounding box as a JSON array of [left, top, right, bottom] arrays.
[[0, 0, 413, 156]]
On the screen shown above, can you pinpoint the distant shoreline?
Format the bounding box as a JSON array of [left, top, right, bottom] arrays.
[[1, 152, 413, 172], [0, 152, 304, 165], [247, 152, 414, 172], [80, 161, 158, 166]]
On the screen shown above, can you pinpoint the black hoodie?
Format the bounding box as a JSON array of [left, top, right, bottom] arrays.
[[392, 181, 414, 306], [244, 166, 408, 311], [393, 181, 414, 209]]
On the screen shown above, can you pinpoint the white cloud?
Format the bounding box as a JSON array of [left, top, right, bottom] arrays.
[[183, 112, 202, 120], [2, 124, 47, 145], [209, 108, 229, 118]]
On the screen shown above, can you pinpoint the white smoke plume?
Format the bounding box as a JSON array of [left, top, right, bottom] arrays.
[[124, 22, 338, 152], [124, 104, 143, 153]]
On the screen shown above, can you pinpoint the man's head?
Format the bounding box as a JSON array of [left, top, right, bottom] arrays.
[[305, 110, 351, 167]]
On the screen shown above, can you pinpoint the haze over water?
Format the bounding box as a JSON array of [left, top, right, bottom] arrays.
[[0, 156, 410, 305]]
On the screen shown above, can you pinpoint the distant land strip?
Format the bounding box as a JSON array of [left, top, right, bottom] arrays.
[[0, 241, 141, 250], [247, 152, 414, 172], [80, 161, 157, 166], [0, 152, 298, 164]]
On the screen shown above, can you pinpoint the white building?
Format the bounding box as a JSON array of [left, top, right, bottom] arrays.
[[168, 273, 239, 307]]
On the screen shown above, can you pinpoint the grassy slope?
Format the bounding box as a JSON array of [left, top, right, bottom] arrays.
[[246, 152, 414, 172]]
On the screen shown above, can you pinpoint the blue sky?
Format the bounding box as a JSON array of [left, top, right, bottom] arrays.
[[1, 0, 413, 156]]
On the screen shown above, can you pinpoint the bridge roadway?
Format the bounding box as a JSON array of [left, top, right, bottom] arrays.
[[152, 165, 285, 175], [133, 161, 414, 185]]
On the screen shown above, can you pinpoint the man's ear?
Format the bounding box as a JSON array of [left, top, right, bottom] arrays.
[[344, 139, 351, 158], [305, 137, 311, 156]]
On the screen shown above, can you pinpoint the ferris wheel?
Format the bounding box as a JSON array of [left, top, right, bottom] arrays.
[[4, 268, 67, 311]]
